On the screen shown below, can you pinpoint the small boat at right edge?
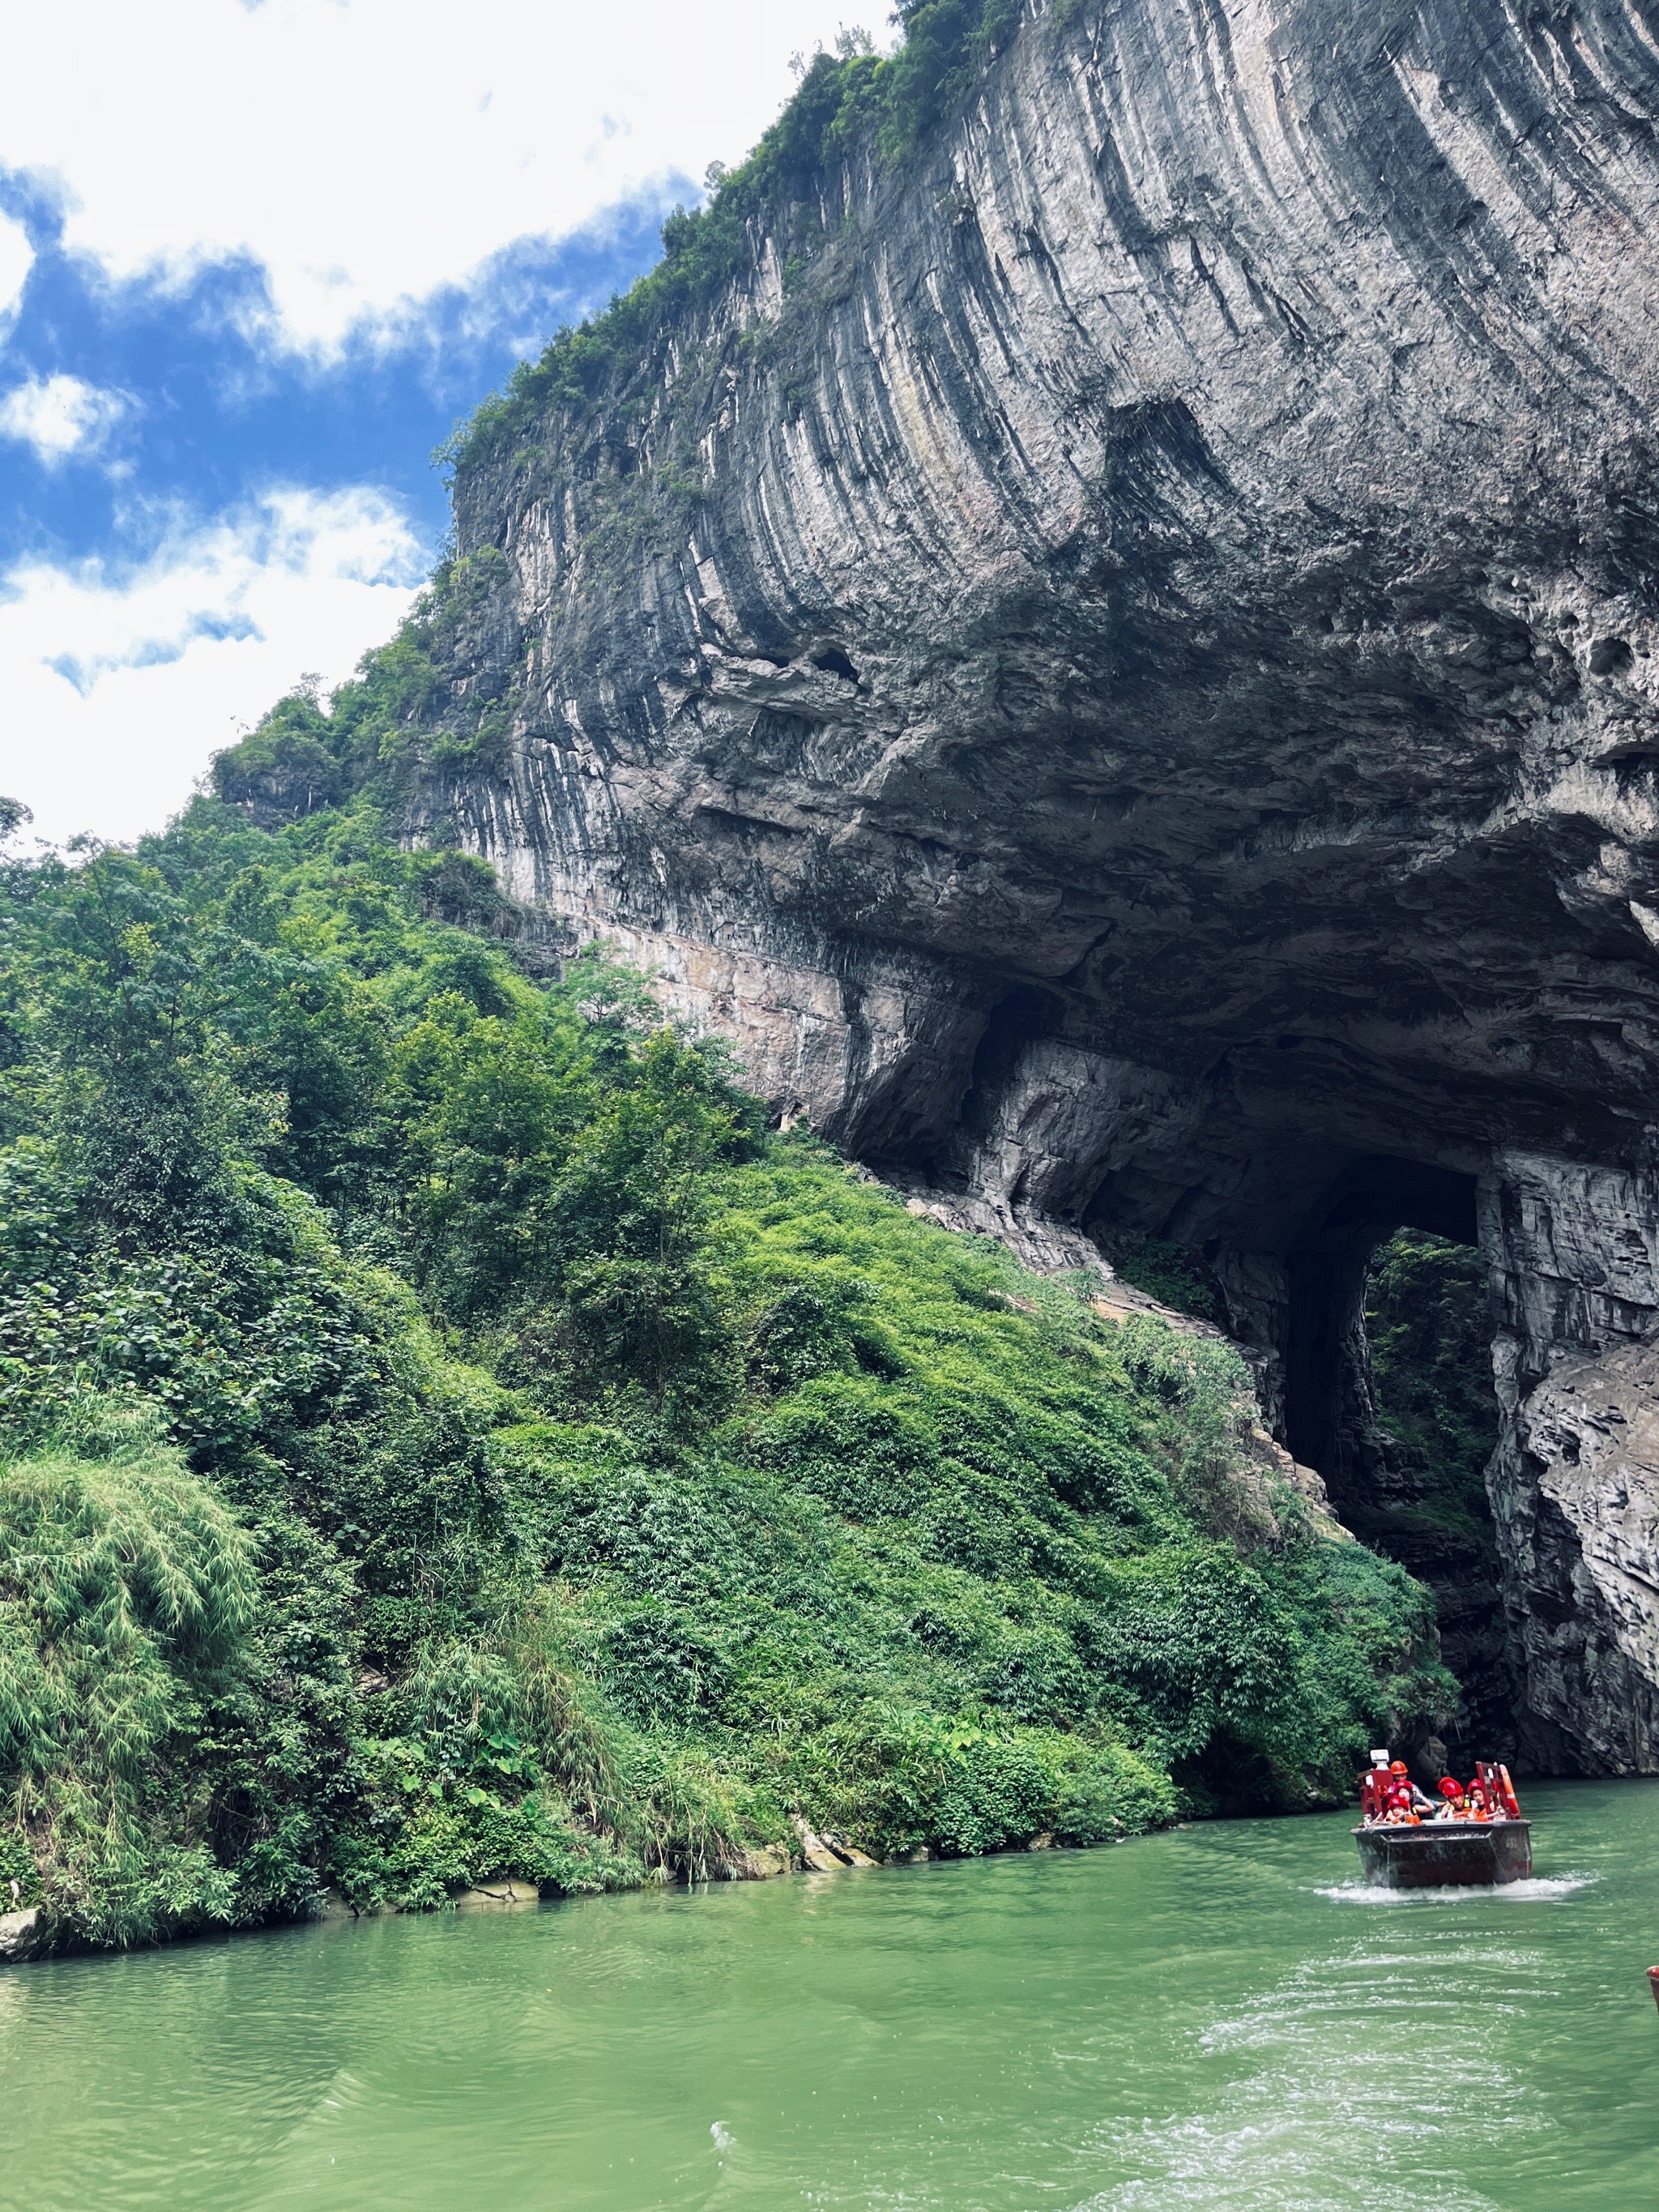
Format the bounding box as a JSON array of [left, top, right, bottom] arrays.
[[1353, 1753, 1532, 1890]]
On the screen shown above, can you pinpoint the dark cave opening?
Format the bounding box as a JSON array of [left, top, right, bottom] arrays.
[[1281, 1156, 1516, 1755], [1282, 1155, 1478, 1478], [1363, 1231, 1518, 1756]]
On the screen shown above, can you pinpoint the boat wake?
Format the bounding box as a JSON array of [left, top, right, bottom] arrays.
[[1313, 1873, 1597, 1906], [1071, 1923, 1564, 2209]]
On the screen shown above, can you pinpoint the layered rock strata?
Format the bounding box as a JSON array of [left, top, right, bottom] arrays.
[[399, 0, 1659, 1768]]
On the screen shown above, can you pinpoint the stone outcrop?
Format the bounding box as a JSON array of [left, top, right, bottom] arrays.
[[791, 1817, 879, 1871], [0, 1906, 49, 1963], [453, 1877, 540, 1909], [397, 1, 1659, 1769], [1486, 1154, 1659, 1769]]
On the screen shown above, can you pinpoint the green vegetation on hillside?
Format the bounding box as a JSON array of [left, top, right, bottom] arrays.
[[1106, 1240, 1228, 1329], [1367, 1232, 1499, 1545], [0, 789, 1450, 1951]]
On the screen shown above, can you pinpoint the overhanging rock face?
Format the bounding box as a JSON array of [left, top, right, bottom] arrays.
[[407, 0, 1659, 1768]]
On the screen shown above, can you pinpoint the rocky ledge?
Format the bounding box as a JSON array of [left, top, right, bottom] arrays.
[[361, 1, 1659, 1769]]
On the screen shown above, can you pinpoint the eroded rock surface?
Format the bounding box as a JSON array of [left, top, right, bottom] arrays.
[[0, 1907, 49, 1963], [1486, 1154, 1659, 1769], [395, 1, 1659, 1766]]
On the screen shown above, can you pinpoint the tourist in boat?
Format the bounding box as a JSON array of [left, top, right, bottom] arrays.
[[1424, 1770, 1512, 1822], [1387, 1761, 1435, 1817], [1435, 1775, 1497, 1821], [1374, 1764, 1422, 1822], [1358, 1755, 1435, 1824]]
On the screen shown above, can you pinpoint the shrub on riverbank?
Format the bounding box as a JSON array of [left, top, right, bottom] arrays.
[[0, 796, 1451, 1949]]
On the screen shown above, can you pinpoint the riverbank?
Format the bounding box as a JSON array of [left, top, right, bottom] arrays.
[[0, 1806, 1127, 1968]]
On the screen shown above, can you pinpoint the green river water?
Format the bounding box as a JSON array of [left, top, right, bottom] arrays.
[[5, 1779, 1656, 2210]]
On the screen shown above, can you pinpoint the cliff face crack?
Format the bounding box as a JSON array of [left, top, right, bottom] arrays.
[[402, 0, 1659, 1772]]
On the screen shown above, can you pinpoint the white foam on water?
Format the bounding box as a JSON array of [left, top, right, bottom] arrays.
[[1068, 1932, 1559, 2210], [710, 2120, 736, 2153], [1313, 1873, 1597, 1907]]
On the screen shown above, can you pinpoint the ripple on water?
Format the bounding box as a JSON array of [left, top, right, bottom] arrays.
[[1073, 1929, 1563, 2210], [7, 1780, 1648, 2212]]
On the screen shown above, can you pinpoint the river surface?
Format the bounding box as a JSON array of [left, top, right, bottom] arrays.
[[5, 1779, 1657, 2210]]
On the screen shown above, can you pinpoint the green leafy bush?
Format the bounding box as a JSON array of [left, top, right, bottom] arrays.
[[1107, 1239, 1228, 1327], [0, 1407, 256, 1945]]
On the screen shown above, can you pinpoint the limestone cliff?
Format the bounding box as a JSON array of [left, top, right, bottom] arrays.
[[369, 2, 1659, 1768]]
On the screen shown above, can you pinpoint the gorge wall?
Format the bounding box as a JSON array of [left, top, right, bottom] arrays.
[[387, 0, 1659, 1770]]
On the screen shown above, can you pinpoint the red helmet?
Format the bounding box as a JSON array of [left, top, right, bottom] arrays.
[[1390, 1761, 1408, 1774]]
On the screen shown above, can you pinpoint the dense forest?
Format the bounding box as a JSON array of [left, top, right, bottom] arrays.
[[0, 775, 1454, 1951]]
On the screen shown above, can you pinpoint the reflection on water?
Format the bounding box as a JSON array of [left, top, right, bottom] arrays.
[[3, 1781, 1656, 2211]]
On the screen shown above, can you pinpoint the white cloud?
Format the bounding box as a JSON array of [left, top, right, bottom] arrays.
[[0, 373, 126, 463], [0, 209, 29, 318], [0, 0, 872, 355], [0, 487, 426, 845]]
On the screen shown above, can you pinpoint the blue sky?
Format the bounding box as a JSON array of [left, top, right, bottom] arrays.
[[0, 0, 868, 848]]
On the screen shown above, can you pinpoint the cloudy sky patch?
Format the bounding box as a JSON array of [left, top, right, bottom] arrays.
[[0, 374, 127, 465], [0, 0, 864, 844], [2, 486, 426, 844], [0, 210, 29, 319]]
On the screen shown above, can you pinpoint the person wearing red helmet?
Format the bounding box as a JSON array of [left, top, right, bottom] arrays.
[[1355, 1751, 1434, 1824], [1386, 1760, 1435, 1817]]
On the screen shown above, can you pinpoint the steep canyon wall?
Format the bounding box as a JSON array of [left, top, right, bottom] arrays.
[[394, 0, 1659, 1766]]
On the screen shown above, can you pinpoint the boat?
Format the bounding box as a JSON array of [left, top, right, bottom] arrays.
[[1353, 1817, 1533, 1889], [1353, 1755, 1531, 1888]]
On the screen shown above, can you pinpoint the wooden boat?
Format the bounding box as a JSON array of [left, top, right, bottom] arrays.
[[1353, 1816, 1533, 1889]]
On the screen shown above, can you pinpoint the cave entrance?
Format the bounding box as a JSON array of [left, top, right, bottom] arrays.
[[1282, 1155, 1478, 1480], [1281, 1155, 1516, 1752]]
